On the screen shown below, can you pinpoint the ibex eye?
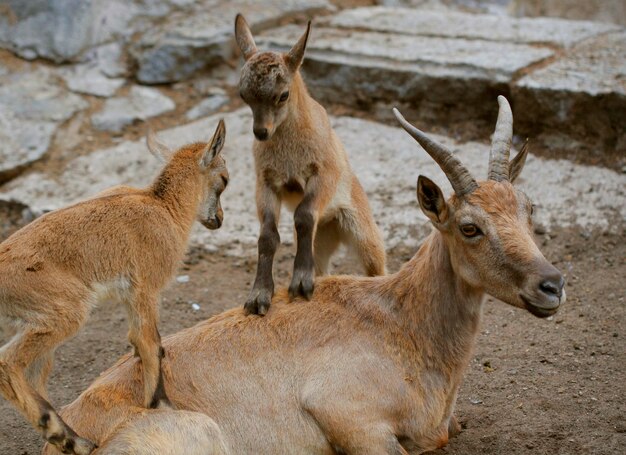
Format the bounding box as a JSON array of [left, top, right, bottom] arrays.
[[279, 91, 289, 103], [460, 224, 481, 238]]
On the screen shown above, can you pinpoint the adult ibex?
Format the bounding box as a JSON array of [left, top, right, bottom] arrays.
[[44, 97, 564, 454], [235, 14, 386, 315], [0, 121, 229, 454]]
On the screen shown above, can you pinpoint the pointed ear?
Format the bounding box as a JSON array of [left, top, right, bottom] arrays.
[[285, 21, 311, 73], [509, 140, 529, 183], [146, 128, 172, 162], [235, 14, 257, 61], [200, 119, 226, 169], [417, 175, 449, 225]]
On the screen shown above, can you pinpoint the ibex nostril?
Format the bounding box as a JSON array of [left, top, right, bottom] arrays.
[[539, 277, 564, 298], [254, 128, 268, 141]]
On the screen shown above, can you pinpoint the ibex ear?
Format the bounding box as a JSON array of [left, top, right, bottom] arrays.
[[417, 175, 449, 226], [285, 21, 311, 73], [200, 119, 226, 169], [146, 128, 173, 163], [509, 140, 529, 184], [235, 14, 257, 61]]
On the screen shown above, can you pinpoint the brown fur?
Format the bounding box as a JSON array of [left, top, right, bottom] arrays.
[[94, 409, 228, 454], [43, 136, 565, 454], [0, 122, 228, 454], [235, 14, 386, 315]]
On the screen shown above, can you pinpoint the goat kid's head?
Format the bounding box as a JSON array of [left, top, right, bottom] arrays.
[[235, 13, 310, 141], [147, 120, 229, 230], [394, 97, 565, 318]]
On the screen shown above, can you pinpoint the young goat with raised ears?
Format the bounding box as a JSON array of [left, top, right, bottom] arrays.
[[235, 14, 386, 315], [0, 121, 228, 455], [43, 97, 564, 454]]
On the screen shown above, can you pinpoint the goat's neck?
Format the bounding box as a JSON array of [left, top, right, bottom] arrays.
[[387, 231, 484, 380], [150, 159, 200, 237]]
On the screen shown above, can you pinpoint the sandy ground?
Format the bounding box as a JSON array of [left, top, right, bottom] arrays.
[[0, 213, 624, 454]]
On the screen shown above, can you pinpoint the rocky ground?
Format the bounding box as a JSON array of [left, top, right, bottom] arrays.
[[0, 0, 624, 454]]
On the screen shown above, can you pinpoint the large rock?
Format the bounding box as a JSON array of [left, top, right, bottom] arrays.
[[324, 6, 618, 47], [257, 22, 553, 120], [1, 109, 623, 256], [513, 31, 626, 156], [257, 7, 623, 155], [0, 67, 88, 183], [0, 0, 174, 62], [132, 0, 333, 83], [91, 86, 176, 133]]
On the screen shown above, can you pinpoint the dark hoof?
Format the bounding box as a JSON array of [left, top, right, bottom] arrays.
[[42, 409, 97, 455], [288, 271, 315, 300], [244, 288, 273, 315]]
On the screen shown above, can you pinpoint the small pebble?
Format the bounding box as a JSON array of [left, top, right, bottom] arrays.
[[176, 275, 190, 283], [191, 303, 200, 311]]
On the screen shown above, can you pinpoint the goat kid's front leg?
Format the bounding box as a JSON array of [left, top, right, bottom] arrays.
[[245, 187, 281, 315], [288, 181, 320, 300], [127, 292, 171, 409]]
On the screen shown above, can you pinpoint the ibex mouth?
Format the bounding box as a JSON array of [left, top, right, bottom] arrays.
[[520, 295, 560, 318], [201, 218, 222, 230]]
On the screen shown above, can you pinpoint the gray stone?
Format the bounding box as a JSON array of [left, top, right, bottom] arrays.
[[93, 42, 128, 78], [514, 31, 626, 155], [261, 24, 553, 82], [186, 95, 230, 120], [0, 0, 174, 62], [91, 86, 176, 133], [378, 0, 509, 15], [0, 68, 88, 182], [1, 109, 623, 256], [61, 64, 126, 97], [132, 0, 333, 83], [323, 6, 619, 48]]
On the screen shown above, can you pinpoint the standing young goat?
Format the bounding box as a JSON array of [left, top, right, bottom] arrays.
[[44, 97, 565, 454], [235, 14, 386, 315], [0, 121, 228, 454]]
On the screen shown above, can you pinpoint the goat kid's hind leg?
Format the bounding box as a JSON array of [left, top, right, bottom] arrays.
[[25, 349, 55, 399], [313, 220, 341, 276], [343, 177, 386, 276], [127, 292, 171, 409], [0, 329, 95, 454]]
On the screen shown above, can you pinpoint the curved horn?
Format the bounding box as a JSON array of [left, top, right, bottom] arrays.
[[488, 96, 513, 181], [393, 108, 478, 196]]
